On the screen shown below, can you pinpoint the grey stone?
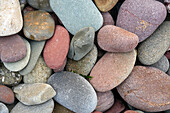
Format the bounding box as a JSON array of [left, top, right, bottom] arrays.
[[48, 71, 97, 113], [20, 0, 27, 10], [0, 103, 9, 113]]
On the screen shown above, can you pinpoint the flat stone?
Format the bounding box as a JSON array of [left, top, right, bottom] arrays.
[[98, 25, 139, 52], [53, 58, 67, 72], [68, 27, 95, 61], [138, 21, 170, 65], [48, 71, 97, 113], [11, 99, 54, 113], [52, 102, 74, 113], [102, 12, 114, 26], [66, 45, 98, 75], [23, 56, 52, 83], [117, 66, 170, 112], [20, 40, 45, 75], [0, 0, 23, 36], [3, 38, 31, 72], [50, 0, 103, 34], [0, 85, 14, 104], [0, 103, 9, 113], [89, 49, 136, 92], [116, 0, 167, 42], [13, 83, 56, 105], [43, 25, 70, 69], [24, 10, 55, 41]]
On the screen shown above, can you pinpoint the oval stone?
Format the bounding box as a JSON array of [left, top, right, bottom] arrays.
[[0, 85, 14, 104], [50, 0, 103, 34], [102, 12, 114, 26], [97, 25, 139, 52], [90, 49, 136, 92], [53, 103, 74, 113], [0, 103, 9, 113], [117, 66, 170, 112]]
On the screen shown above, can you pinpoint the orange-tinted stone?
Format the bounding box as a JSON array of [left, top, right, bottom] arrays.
[[0, 85, 14, 104]]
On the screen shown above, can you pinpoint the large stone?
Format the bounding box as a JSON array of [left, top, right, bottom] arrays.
[[0, 103, 9, 113], [50, 0, 103, 34], [0, 85, 14, 104]]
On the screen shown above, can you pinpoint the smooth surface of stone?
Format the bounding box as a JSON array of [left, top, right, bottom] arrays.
[[0, 0, 23, 36], [52, 103, 75, 113], [3, 38, 31, 72], [138, 21, 170, 65], [117, 66, 170, 112], [0, 85, 14, 104], [0, 103, 9, 113], [68, 27, 95, 61], [0, 35, 26, 63], [102, 12, 114, 26], [20, 40, 45, 75], [90, 49, 136, 92], [116, 0, 167, 42], [48, 71, 97, 113], [11, 99, 54, 113], [24, 10, 55, 41], [13, 83, 56, 105], [94, 0, 119, 12], [50, 0, 103, 34], [96, 91, 114, 112], [43, 25, 70, 69], [53, 58, 67, 72], [98, 25, 139, 52], [66, 45, 98, 75], [24, 56, 52, 83]]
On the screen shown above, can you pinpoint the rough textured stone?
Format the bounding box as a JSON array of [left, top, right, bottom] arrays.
[[48, 71, 97, 113], [0, 85, 14, 104], [52, 102, 74, 113], [0, 0, 23, 36], [50, 0, 103, 34], [68, 27, 95, 61], [3, 38, 31, 72], [102, 12, 114, 26], [11, 99, 54, 113], [43, 25, 70, 70], [13, 83, 56, 105], [98, 25, 139, 52], [90, 49, 136, 92], [20, 40, 45, 75], [138, 21, 170, 65], [117, 66, 170, 112], [0, 103, 9, 113], [24, 10, 55, 41], [23, 56, 52, 83], [116, 0, 167, 42], [66, 45, 98, 75]]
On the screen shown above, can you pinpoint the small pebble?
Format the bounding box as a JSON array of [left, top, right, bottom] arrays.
[[0, 85, 14, 104], [0, 102, 9, 113]]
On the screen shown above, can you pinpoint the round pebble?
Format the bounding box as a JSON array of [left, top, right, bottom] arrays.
[[0, 85, 14, 104], [102, 12, 114, 26], [52, 102, 74, 113], [0, 103, 9, 113]]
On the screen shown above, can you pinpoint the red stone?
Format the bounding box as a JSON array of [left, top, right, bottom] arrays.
[[53, 58, 67, 72]]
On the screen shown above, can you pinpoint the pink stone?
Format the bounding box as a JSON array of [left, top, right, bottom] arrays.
[[102, 12, 114, 26], [53, 58, 67, 72]]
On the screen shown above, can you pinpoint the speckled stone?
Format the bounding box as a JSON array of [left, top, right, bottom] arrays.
[[102, 12, 114, 26], [0, 0, 23, 36], [117, 66, 170, 112], [66, 45, 98, 75], [68, 27, 95, 61], [52, 102, 74, 113], [0, 85, 14, 104], [50, 0, 103, 35], [90, 49, 136, 92], [23, 56, 52, 83], [24, 10, 55, 41], [20, 40, 45, 75], [3, 38, 31, 72], [0, 103, 9, 113], [116, 0, 167, 42], [13, 83, 56, 105], [48, 71, 97, 113], [11, 99, 54, 113], [138, 21, 170, 65]]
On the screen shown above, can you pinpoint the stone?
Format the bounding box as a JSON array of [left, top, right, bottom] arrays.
[[3, 38, 31, 72], [124, 110, 138, 113], [11, 99, 54, 113], [116, 0, 167, 42], [20, 40, 45, 75], [27, 0, 52, 12], [0, 103, 9, 113], [168, 67, 170, 75], [165, 0, 170, 13], [138, 21, 170, 65], [97, 25, 139, 52], [23, 56, 52, 83], [50, 0, 103, 35], [0, 0, 23, 36], [53, 58, 67, 72], [23, 6, 35, 14], [95, 91, 114, 112], [165, 51, 170, 59], [24, 10, 55, 41], [92, 112, 102, 113], [117, 66, 170, 112], [102, 12, 114, 26], [66, 45, 98, 75], [90, 49, 136, 92], [48, 71, 97, 113], [0, 35, 27, 63], [13, 83, 56, 105], [135, 110, 144, 113], [0, 85, 14, 104], [165, 110, 170, 113], [68, 27, 95, 61], [52, 102, 74, 113], [43, 25, 70, 70], [20, 0, 27, 10]]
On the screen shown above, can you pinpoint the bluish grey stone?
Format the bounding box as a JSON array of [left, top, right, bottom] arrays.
[[47, 71, 97, 113], [0, 103, 9, 113], [50, 0, 103, 34]]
